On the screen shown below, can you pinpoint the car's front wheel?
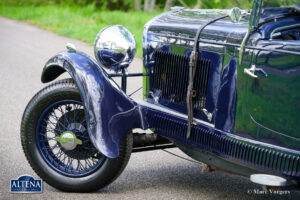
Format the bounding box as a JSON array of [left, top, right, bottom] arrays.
[[21, 78, 132, 192]]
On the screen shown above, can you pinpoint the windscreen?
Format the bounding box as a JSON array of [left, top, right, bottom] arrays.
[[251, 0, 300, 29]]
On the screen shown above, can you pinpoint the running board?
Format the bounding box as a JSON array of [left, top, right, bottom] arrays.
[[250, 174, 288, 187]]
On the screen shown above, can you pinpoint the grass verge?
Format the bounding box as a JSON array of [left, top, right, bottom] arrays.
[[0, 4, 162, 57]]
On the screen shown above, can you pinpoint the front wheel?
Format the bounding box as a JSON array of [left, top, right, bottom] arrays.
[[21, 79, 132, 192]]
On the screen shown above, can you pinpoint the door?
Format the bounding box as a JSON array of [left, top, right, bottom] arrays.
[[245, 39, 300, 150]]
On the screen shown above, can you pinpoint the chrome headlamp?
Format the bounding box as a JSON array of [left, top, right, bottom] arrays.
[[94, 25, 136, 71]]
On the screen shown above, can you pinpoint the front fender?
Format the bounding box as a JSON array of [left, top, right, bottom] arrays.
[[42, 51, 145, 158]]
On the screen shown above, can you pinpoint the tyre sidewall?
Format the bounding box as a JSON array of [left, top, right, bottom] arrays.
[[21, 80, 131, 192]]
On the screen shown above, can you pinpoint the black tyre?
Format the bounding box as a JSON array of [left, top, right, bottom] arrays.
[[21, 78, 132, 192]]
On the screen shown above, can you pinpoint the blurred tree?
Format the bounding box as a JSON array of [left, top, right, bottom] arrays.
[[164, 0, 174, 11], [144, 0, 150, 12], [144, 0, 156, 12], [177, 0, 187, 7], [135, 0, 141, 11], [95, 0, 135, 11], [194, 0, 202, 9], [150, 0, 156, 11]]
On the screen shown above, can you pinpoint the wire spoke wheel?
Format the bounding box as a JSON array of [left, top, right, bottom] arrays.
[[36, 100, 106, 177], [21, 79, 132, 192]]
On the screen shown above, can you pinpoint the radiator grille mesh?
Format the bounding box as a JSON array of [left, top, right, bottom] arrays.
[[152, 51, 211, 109]]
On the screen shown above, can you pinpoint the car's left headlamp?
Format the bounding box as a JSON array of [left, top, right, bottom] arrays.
[[94, 25, 136, 72]]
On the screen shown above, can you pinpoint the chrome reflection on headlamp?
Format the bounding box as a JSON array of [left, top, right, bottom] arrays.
[[94, 25, 136, 71]]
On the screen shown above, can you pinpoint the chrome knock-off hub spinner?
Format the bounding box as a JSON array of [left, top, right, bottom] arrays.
[[54, 131, 82, 151]]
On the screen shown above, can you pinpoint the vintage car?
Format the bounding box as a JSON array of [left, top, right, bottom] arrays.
[[21, 0, 300, 192]]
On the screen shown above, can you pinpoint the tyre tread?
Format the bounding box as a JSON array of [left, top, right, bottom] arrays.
[[21, 78, 132, 192]]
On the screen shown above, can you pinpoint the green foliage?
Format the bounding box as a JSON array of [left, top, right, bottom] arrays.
[[0, 0, 297, 55], [0, 0, 135, 10], [0, 0, 253, 10], [264, 0, 299, 7], [148, 0, 251, 9], [94, 0, 135, 11], [1, 0, 298, 10], [0, 4, 159, 57]]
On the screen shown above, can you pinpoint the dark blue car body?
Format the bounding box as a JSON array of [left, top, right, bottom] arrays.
[[140, 6, 300, 181], [42, 5, 300, 185]]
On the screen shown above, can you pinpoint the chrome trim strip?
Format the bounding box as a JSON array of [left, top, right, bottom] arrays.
[[270, 23, 300, 38], [250, 114, 300, 142], [135, 99, 215, 128], [149, 32, 300, 56]]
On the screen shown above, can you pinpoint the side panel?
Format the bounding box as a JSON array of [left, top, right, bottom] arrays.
[[246, 40, 300, 151], [232, 24, 300, 152], [139, 103, 300, 181], [42, 51, 145, 158], [141, 9, 300, 180]]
